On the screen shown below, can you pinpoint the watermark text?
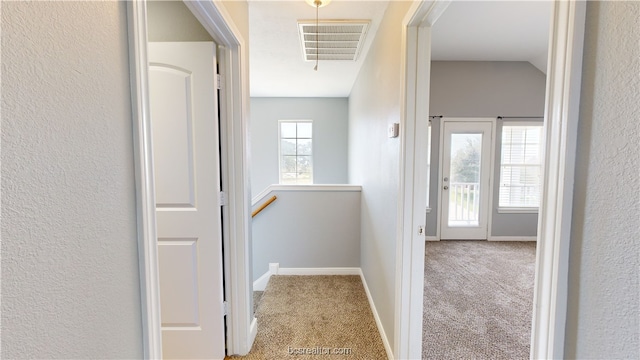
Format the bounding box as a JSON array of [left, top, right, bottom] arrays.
[[287, 346, 353, 356]]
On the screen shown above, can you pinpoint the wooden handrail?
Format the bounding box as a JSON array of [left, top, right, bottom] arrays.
[[252, 195, 277, 218]]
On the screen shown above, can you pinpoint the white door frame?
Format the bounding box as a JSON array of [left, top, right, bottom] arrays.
[[397, 0, 586, 358], [127, 1, 254, 358]]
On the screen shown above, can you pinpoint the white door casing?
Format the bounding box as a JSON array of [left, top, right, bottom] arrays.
[[128, 1, 254, 357], [149, 42, 226, 359], [439, 120, 493, 240], [398, 1, 585, 357]]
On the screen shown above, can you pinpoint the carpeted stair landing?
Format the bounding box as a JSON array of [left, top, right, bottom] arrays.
[[228, 275, 387, 359]]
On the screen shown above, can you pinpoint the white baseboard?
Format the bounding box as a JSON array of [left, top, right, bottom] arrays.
[[426, 236, 536, 241], [359, 269, 393, 360], [253, 263, 280, 291], [276, 267, 361, 276], [269, 263, 279, 274], [488, 236, 538, 241], [253, 271, 272, 291], [254, 265, 361, 290], [249, 317, 258, 349]]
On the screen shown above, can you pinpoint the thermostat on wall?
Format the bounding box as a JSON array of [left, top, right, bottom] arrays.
[[388, 123, 399, 138]]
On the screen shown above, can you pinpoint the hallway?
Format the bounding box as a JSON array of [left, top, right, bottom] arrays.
[[230, 276, 386, 359]]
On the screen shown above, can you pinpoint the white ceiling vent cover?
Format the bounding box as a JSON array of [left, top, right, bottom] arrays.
[[297, 20, 370, 61]]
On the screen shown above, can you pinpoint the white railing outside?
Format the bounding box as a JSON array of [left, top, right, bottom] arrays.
[[448, 182, 480, 226]]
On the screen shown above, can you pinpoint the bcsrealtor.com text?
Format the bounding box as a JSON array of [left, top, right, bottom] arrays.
[[287, 346, 353, 356]]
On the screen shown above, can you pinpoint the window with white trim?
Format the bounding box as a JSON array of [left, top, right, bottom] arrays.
[[499, 123, 543, 208], [279, 120, 313, 184]]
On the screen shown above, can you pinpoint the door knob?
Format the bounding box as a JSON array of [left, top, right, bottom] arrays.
[[443, 177, 449, 182], [443, 185, 449, 190]]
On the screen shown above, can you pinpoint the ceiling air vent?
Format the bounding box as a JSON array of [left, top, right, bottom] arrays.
[[298, 20, 370, 61]]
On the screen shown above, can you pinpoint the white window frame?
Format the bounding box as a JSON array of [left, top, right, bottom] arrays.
[[498, 121, 543, 213], [278, 120, 313, 185]]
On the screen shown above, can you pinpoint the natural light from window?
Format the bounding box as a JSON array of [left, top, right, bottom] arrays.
[[279, 120, 313, 184], [499, 123, 543, 208]]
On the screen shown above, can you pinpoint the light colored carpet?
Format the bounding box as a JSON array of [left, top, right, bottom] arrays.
[[423, 241, 536, 359], [229, 275, 387, 359], [253, 291, 263, 314]]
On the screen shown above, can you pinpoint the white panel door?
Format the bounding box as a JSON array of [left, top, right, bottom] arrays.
[[440, 121, 493, 240], [149, 42, 225, 359]]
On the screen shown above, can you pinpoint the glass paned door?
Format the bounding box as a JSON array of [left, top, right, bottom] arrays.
[[448, 133, 482, 227], [440, 121, 493, 240]]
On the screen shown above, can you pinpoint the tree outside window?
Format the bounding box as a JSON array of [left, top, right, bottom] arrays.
[[279, 121, 313, 184]]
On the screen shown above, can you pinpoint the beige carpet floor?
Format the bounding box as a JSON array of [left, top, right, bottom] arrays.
[[253, 291, 263, 314], [229, 275, 387, 359], [423, 241, 536, 359]]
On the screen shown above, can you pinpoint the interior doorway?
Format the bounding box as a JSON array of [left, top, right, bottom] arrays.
[[128, 0, 254, 357], [439, 119, 494, 240], [398, 0, 587, 357]]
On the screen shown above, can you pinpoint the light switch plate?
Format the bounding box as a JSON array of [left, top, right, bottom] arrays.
[[388, 123, 399, 138]]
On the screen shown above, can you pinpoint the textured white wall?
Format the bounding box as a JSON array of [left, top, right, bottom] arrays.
[[565, 1, 640, 358], [1, 2, 143, 358], [147, 0, 213, 41], [250, 97, 349, 194], [348, 0, 412, 350], [219, 0, 250, 43]]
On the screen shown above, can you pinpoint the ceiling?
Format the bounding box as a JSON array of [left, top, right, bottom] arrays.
[[431, 1, 551, 74], [248, 0, 551, 98], [248, 0, 389, 97]]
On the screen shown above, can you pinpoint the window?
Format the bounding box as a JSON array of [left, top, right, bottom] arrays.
[[499, 123, 543, 208], [279, 120, 313, 184]]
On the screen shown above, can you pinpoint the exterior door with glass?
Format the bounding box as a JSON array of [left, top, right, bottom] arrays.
[[440, 120, 493, 240]]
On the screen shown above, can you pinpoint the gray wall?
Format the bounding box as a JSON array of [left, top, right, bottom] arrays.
[[429, 61, 547, 117], [348, 0, 413, 348], [147, 0, 213, 41], [252, 189, 361, 280], [565, 1, 640, 358], [427, 61, 546, 237], [1, 2, 143, 358], [250, 98, 349, 195]]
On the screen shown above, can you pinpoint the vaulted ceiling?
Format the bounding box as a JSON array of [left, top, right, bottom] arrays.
[[431, 1, 551, 74]]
